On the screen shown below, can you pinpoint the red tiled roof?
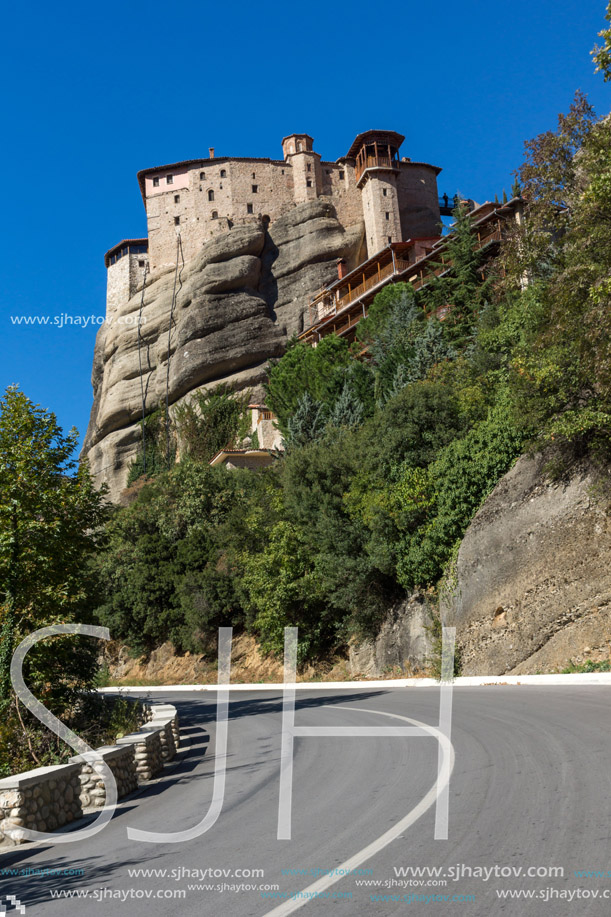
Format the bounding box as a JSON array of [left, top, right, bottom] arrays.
[[345, 130, 406, 160]]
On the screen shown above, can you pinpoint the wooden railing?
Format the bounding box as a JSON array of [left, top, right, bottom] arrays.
[[474, 223, 503, 249], [306, 219, 507, 331], [410, 222, 505, 291], [329, 311, 363, 337], [355, 153, 396, 184], [310, 257, 414, 326]]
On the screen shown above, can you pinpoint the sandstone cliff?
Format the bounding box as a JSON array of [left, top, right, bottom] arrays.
[[348, 593, 434, 677], [84, 200, 364, 500], [442, 452, 611, 675]]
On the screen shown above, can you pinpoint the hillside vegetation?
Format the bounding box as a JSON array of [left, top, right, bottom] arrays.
[[93, 98, 611, 668]]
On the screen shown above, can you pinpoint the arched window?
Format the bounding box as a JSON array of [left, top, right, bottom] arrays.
[[220, 169, 226, 178], [208, 189, 214, 201], [211, 211, 218, 219], [297, 142, 303, 152]]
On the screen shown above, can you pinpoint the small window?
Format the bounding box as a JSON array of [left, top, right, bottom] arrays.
[[247, 203, 253, 214], [174, 216, 180, 225], [211, 211, 218, 219], [220, 169, 226, 178], [200, 171, 206, 180], [307, 163, 312, 172], [388, 236, 392, 243], [252, 172, 256, 179], [339, 170, 345, 180], [306, 179, 312, 188], [174, 194, 180, 203], [208, 189, 214, 201], [383, 188, 387, 197], [252, 184, 258, 193], [167, 175, 174, 184], [138, 260, 145, 267], [152, 177, 159, 187], [281, 169, 285, 175], [385, 212, 390, 221]]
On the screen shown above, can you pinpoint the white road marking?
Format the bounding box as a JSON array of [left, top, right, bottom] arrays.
[[261, 705, 455, 917]]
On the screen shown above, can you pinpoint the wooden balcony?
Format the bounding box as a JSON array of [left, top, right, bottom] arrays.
[[355, 153, 397, 184], [336, 258, 411, 309], [408, 220, 504, 291], [307, 255, 414, 328], [300, 201, 522, 346], [354, 142, 400, 185]]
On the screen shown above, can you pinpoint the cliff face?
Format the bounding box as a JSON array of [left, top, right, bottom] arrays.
[[442, 452, 611, 675], [348, 593, 434, 677], [84, 200, 364, 500]]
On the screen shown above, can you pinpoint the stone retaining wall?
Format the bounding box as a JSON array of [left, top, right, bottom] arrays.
[[75, 745, 138, 808], [0, 764, 83, 844], [117, 730, 163, 784], [0, 702, 179, 848]]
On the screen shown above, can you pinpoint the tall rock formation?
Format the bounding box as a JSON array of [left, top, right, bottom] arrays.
[[442, 452, 611, 674], [83, 201, 364, 500]]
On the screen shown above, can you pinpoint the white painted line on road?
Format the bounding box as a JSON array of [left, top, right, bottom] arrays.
[[261, 705, 455, 917], [98, 672, 611, 692]]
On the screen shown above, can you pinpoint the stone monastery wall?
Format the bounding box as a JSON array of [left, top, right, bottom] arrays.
[[105, 131, 443, 318]]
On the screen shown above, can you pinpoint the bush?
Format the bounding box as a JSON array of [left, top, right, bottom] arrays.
[[0, 694, 144, 778]]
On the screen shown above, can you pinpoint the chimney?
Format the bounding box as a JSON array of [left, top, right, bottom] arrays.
[[336, 258, 347, 280], [209, 147, 215, 159]]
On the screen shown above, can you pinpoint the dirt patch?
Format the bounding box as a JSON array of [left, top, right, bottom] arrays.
[[103, 634, 355, 686]]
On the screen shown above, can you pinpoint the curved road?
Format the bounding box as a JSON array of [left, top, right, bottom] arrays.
[[1, 686, 611, 915]]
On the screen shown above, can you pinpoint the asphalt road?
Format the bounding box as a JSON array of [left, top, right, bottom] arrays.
[[1, 686, 611, 916]]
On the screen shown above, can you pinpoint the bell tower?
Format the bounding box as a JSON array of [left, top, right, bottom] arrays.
[[282, 133, 321, 204]]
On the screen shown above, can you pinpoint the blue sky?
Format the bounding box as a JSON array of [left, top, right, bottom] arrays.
[[1, 0, 609, 450]]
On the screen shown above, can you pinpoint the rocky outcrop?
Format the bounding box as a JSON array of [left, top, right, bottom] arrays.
[[442, 452, 611, 675], [349, 593, 434, 677], [84, 200, 364, 500]]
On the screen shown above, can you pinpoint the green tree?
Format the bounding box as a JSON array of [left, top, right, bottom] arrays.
[[265, 335, 352, 435], [328, 382, 364, 429], [506, 91, 596, 282], [241, 520, 324, 659], [393, 400, 524, 589], [285, 391, 329, 449], [592, 2, 611, 80], [0, 387, 108, 713], [96, 461, 283, 656], [419, 202, 495, 347], [506, 102, 611, 458], [355, 283, 417, 349], [174, 385, 251, 463]]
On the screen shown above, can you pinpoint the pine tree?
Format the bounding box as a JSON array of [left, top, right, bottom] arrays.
[[285, 392, 328, 448], [419, 202, 494, 347], [328, 383, 364, 429]]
